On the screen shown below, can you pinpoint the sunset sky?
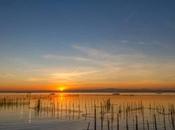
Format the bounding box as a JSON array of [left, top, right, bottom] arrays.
[[0, 1, 175, 91]]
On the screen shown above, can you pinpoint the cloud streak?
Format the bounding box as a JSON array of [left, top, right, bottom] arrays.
[[24, 44, 175, 88]]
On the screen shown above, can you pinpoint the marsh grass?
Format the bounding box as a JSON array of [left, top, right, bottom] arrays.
[[0, 94, 174, 130]]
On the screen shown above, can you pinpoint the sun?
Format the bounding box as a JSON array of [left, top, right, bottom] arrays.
[[58, 86, 65, 92]]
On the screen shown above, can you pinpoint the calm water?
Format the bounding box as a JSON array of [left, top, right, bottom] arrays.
[[0, 93, 174, 130]]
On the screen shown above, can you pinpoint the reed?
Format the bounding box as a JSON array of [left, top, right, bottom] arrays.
[[0, 94, 174, 130]]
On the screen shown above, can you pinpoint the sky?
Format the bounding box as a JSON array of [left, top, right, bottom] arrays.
[[0, 0, 175, 91]]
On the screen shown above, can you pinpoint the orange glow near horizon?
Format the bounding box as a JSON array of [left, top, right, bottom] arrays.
[[0, 82, 175, 91], [57, 85, 66, 92]]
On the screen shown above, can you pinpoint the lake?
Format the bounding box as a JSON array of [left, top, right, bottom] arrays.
[[0, 93, 174, 130]]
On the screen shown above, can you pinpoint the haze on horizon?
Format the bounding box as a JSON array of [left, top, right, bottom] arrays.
[[0, 0, 175, 91]]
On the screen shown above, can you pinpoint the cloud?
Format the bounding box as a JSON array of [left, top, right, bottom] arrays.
[[120, 40, 129, 44], [0, 73, 15, 78], [72, 44, 146, 66], [43, 54, 93, 62], [124, 11, 136, 23], [39, 44, 175, 84], [72, 45, 115, 60], [42, 44, 148, 73], [51, 70, 99, 79], [26, 77, 47, 82], [137, 41, 145, 45]]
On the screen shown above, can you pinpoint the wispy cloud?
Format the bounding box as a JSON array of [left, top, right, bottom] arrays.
[[51, 70, 99, 79], [37, 44, 175, 85], [43, 54, 94, 62], [72, 45, 116, 60], [0, 73, 15, 78], [124, 11, 137, 23], [72, 44, 146, 67], [42, 44, 148, 73]]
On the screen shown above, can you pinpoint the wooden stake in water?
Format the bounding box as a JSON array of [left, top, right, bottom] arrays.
[[85, 103, 87, 120], [94, 104, 97, 130], [111, 105, 114, 130], [153, 114, 157, 130], [117, 113, 120, 130], [87, 122, 90, 130], [163, 108, 166, 130], [108, 119, 110, 130], [100, 102, 104, 130], [36, 99, 41, 115], [141, 105, 145, 130], [135, 115, 138, 130], [126, 108, 129, 130], [147, 120, 149, 130], [171, 111, 175, 130]]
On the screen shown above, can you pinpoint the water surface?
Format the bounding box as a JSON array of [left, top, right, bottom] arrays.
[[0, 93, 174, 130]]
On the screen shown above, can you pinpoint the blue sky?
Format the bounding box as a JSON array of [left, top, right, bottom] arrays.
[[0, 0, 175, 90]]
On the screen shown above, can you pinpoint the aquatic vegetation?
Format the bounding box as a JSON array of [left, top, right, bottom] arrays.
[[0, 94, 174, 130]]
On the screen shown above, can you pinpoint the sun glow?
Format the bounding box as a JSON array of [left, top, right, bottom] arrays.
[[58, 86, 65, 92]]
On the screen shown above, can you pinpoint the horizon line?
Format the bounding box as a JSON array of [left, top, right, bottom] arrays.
[[0, 88, 175, 93]]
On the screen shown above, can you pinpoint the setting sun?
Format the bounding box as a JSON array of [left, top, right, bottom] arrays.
[[0, 1, 175, 130], [58, 86, 65, 92]]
